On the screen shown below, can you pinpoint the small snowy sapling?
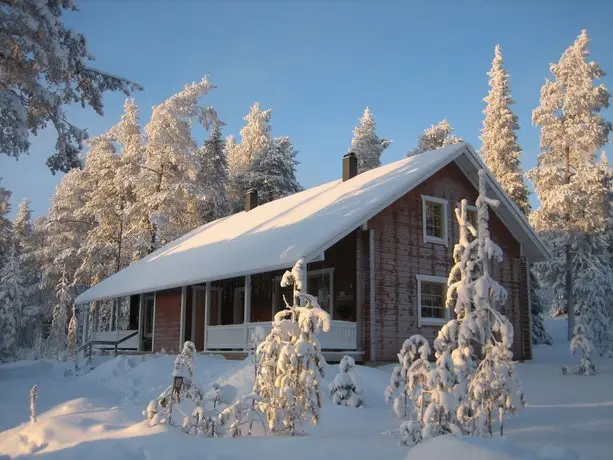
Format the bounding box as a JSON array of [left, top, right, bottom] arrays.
[[563, 322, 597, 376], [329, 355, 364, 407]]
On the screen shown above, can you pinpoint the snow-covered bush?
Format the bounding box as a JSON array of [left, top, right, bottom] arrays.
[[329, 355, 363, 407], [563, 322, 596, 376], [144, 341, 204, 427], [219, 393, 265, 437], [182, 383, 236, 437], [384, 335, 432, 445]]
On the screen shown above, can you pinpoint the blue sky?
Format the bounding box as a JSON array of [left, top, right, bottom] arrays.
[[2, 0, 612, 218]]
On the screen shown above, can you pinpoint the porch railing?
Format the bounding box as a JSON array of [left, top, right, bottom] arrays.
[[205, 320, 357, 351]]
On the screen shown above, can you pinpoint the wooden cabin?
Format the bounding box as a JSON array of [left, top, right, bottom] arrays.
[[75, 143, 550, 362]]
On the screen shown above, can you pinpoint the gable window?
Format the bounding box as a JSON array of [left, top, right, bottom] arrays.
[[417, 275, 449, 326], [273, 268, 334, 315], [421, 195, 448, 245]]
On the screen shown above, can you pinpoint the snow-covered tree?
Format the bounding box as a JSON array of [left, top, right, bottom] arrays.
[[67, 304, 78, 356], [271, 293, 329, 435], [329, 355, 364, 407], [563, 322, 596, 376], [0, 179, 12, 264], [455, 170, 524, 437], [195, 123, 231, 222], [480, 45, 530, 214], [530, 271, 553, 345], [255, 260, 329, 435], [408, 120, 463, 157], [349, 107, 391, 173], [227, 103, 274, 212], [111, 98, 149, 263], [0, 244, 25, 359], [0, 0, 141, 172], [47, 271, 72, 357], [384, 335, 432, 445], [140, 77, 219, 250], [528, 30, 612, 339], [248, 136, 301, 204], [145, 341, 205, 427]]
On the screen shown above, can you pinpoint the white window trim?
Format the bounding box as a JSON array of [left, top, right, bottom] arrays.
[[421, 195, 449, 246], [272, 267, 334, 316], [416, 274, 449, 327]]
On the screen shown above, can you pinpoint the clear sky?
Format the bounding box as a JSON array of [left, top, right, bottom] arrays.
[[2, 0, 612, 218]]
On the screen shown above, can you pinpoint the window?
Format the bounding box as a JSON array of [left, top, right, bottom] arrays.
[[417, 275, 449, 326], [457, 202, 477, 228], [421, 195, 448, 245], [273, 268, 334, 315]]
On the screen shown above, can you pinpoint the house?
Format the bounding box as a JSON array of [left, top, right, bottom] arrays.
[[75, 143, 550, 362]]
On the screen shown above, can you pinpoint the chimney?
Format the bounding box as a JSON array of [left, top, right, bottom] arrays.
[[343, 151, 358, 181], [245, 189, 258, 212]]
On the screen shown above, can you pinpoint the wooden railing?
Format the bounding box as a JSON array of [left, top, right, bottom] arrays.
[[75, 330, 139, 371], [205, 321, 357, 351]]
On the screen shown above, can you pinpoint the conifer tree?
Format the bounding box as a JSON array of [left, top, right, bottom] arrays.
[[195, 123, 231, 222], [48, 272, 72, 357], [350, 107, 391, 173], [408, 120, 463, 157], [248, 136, 301, 204], [0, 245, 25, 359], [480, 45, 530, 214], [528, 30, 612, 340], [0, 179, 12, 264]]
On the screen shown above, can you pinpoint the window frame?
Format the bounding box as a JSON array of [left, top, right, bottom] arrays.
[[421, 195, 449, 246], [416, 274, 449, 327], [272, 267, 335, 317]]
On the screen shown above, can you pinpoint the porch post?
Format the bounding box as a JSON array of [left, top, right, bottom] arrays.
[[179, 286, 186, 349], [299, 258, 308, 306], [137, 294, 145, 352], [93, 301, 99, 338], [369, 229, 376, 362], [204, 282, 211, 351], [82, 305, 90, 345], [243, 275, 251, 350]]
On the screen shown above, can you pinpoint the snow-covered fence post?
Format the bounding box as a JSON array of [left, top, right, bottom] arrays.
[[30, 385, 37, 423]]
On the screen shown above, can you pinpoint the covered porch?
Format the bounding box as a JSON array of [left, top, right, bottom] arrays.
[[81, 229, 364, 358]]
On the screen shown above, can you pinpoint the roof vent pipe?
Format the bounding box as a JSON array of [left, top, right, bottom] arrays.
[[343, 151, 358, 181], [245, 189, 258, 212]]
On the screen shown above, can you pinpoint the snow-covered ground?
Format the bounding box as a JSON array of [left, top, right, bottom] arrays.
[[0, 318, 611, 460]]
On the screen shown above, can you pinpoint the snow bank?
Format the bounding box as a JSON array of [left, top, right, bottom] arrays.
[[406, 436, 578, 460]]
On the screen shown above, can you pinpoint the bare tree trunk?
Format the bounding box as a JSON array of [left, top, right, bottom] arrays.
[[565, 146, 574, 341]]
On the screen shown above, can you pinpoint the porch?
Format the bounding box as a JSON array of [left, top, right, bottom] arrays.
[[82, 229, 365, 359]]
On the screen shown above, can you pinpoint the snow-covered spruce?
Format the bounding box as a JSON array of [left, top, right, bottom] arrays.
[[255, 259, 329, 435], [384, 335, 432, 445], [0, 244, 25, 360], [66, 305, 78, 357], [47, 272, 72, 359], [328, 355, 364, 408], [349, 107, 392, 173], [407, 120, 463, 157], [458, 170, 525, 437]]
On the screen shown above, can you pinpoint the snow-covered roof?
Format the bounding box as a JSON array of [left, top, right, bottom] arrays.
[[75, 143, 550, 304]]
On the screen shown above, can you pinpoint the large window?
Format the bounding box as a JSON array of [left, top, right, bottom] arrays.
[[421, 195, 448, 245], [417, 275, 449, 326], [273, 268, 334, 314]]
